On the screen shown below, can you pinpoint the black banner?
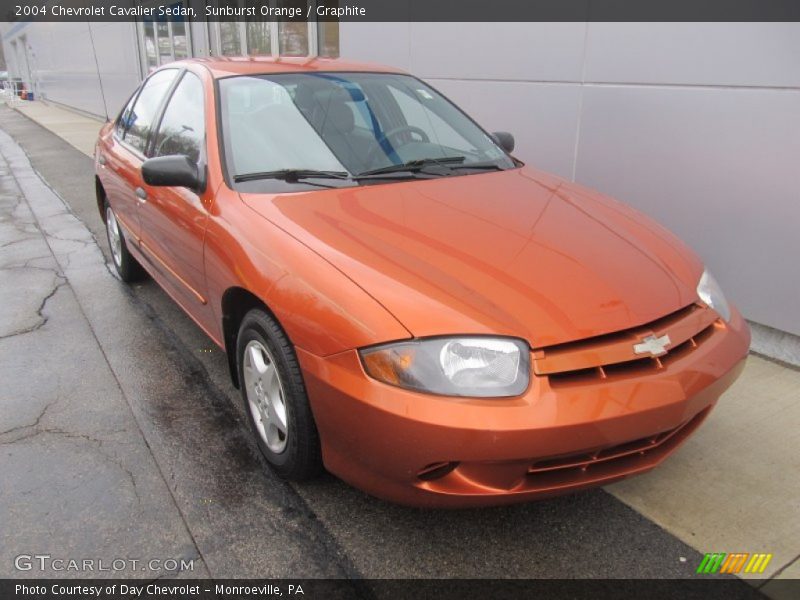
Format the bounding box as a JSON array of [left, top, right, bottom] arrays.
[[2, 0, 800, 23], [2, 578, 796, 600]]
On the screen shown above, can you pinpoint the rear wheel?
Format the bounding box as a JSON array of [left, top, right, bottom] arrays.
[[104, 201, 144, 282], [237, 309, 322, 481]]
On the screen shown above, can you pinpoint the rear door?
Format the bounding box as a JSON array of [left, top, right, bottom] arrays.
[[98, 90, 141, 240], [105, 68, 180, 240]]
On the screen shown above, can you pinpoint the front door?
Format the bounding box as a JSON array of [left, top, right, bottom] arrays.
[[137, 70, 214, 334]]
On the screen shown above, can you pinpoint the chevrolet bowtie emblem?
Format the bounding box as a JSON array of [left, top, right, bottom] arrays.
[[633, 334, 672, 357]]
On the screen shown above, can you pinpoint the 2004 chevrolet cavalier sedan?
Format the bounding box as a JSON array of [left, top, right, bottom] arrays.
[[94, 57, 749, 507]]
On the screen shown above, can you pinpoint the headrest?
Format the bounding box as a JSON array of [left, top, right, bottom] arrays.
[[319, 96, 355, 135], [294, 83, 316, 112]]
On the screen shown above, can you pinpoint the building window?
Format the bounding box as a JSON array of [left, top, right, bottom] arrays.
[[317, 20, 340, 58], [171, 20, 190, 59], [137, 1, 193, 72], [142, 21, 157, 68], [156, 21, 172, 63], [245, 20, 272, 55], [219, 21, 242, 55], [135, 1, 339, 78], [278, 0, 308, 56], [209, 1, 339, 58]]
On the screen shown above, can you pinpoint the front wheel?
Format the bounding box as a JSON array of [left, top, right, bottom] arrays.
[[104, 201, 144, 282], [237, 309, 322, 481]]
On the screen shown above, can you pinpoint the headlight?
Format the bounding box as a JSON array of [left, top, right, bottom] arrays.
[[359, 337, 530, 397], [697, 269, 731, 322]]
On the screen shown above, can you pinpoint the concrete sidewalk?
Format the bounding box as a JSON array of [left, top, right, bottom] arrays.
[[0, 129, 206, 578], [5, 99, 102, 157], [0, 108, 371, 582], [4, 99, 799, 594]]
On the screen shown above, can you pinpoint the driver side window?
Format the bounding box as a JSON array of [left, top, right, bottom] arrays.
[[152, 72, 205, 164]]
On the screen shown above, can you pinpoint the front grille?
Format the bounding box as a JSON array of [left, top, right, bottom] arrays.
[[535, 303, 720, 387], [524, 408, 709, 487]]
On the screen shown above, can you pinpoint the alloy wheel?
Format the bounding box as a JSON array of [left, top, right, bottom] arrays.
[[242, 339, 289, 453], [105, 206, 123, 268]]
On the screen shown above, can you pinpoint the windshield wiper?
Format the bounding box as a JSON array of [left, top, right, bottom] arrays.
[[355, 156, 467, 178], [234, 169, 350, 184]]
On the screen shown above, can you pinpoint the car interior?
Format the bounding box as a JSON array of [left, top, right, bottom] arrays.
[[222, 73, 484, 178]]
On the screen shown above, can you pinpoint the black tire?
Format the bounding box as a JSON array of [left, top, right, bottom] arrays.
[[104, 200, 144, 282], [237, 308, 322, 481]]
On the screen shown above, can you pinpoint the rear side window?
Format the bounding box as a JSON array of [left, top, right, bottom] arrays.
[[123, 69, 178, 155], [152, 72, 205, 164], [116, 92, 138, 138]]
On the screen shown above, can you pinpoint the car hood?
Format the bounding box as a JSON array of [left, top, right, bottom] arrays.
[[241, 167, 703, 348]]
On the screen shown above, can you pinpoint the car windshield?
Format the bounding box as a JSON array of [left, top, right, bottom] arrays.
[[218, 72, 515, 187]]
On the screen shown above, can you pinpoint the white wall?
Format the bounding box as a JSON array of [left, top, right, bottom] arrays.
[[1, 22, 141, 119], [342, 22, 800, 336]]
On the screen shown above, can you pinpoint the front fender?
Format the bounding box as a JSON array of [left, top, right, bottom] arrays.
[[204, 188, 411, 356]]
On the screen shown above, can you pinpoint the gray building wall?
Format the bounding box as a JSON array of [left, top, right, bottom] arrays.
[[2, 22, 142, 118], [342, 22, 800, 337], [1, 19, 213, 119]]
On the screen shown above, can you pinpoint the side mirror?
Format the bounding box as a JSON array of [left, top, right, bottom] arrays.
[[142, 155, 204, 193], [491, 131, 515, 154]]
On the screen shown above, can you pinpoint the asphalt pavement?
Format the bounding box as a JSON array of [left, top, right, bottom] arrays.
[[0, 103, 784, 595]]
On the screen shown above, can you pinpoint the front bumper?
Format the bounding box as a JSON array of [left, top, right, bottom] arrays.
[[297, 309, 750, 507]]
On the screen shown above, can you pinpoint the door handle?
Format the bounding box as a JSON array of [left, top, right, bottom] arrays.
[[97, 154, 107, 166], [135, 187, 148, 203]]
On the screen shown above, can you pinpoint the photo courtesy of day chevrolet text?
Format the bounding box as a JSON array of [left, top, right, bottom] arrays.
[[14, 583, 305, 598]]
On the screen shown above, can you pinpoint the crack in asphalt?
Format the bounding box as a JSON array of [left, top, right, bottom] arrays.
[[44, 232, 94, 245], [0, 401, 52, 439], [0, 424, 143, 505], [0, 263, 60, 273], [0, 197, 39, 236], [0, 276, 67, 339], [0, 235, 36, 248]]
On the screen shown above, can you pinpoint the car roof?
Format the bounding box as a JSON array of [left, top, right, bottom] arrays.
[[176, 56, 407, 79]]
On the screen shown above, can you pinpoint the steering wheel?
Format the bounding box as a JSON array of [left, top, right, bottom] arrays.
[[366, 125, 430, 166], [155, 125, 193, 157]]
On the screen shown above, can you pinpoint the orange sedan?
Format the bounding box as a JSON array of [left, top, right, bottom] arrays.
[[95, 58, 749, 507]]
